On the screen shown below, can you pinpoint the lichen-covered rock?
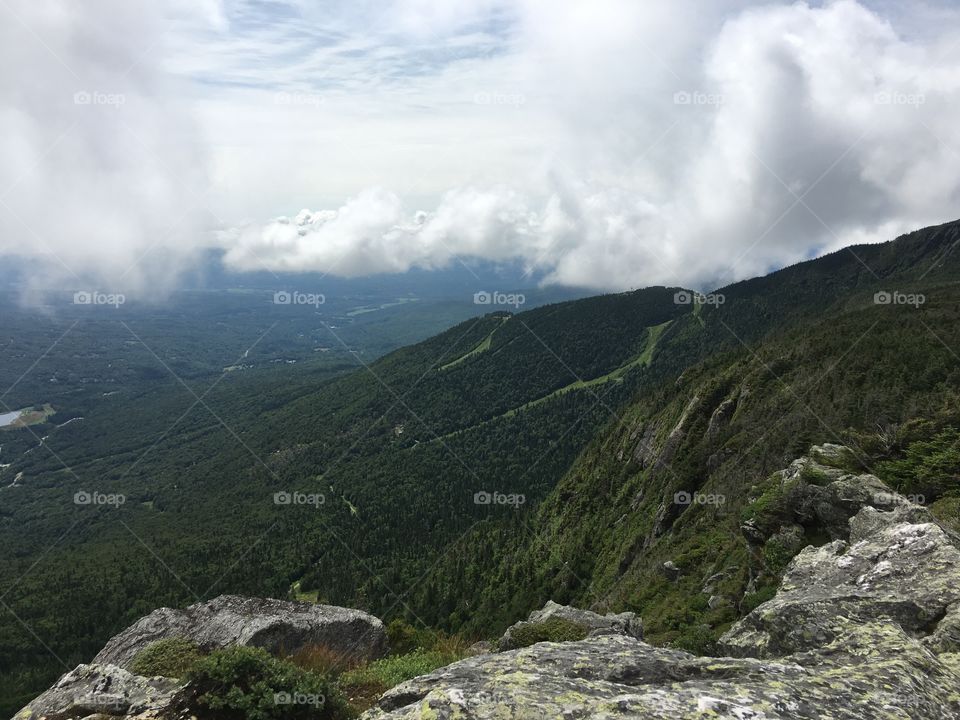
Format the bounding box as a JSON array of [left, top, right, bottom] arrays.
[[13, 663, 179, 720], [720, 511, 960, 658], [363, 629, 960, 719], [497, 600, 642, 651], [94, 594, 388, 669]]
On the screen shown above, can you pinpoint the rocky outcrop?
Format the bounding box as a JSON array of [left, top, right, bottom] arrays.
[[497, 600, 642, 651], [720, 507, 960, 658], [18, 595, 387, 720], [363, 460, 960, 719], [14, 664, 179, 720], [95, 594, 388, 669]]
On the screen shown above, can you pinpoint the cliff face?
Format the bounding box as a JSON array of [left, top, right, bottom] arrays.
[[362, 462, 960, 719]]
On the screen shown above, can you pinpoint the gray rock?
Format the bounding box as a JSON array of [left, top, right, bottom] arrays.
[[94, 594, 388, 670], [362, 628, 960, 719], [720, 510, 960, 658], [464, 640, 494, 656], [661, 560, 681, 581], [497, 600, 642, 651], [13, 663, 179, 720]]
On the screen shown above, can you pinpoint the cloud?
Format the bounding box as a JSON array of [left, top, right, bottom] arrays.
[[217, 0, 960, 290], [3, 0, 960, 294], [0, 0, 211, 300]]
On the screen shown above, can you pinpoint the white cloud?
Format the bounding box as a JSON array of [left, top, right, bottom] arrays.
[[216, 0, 960, 290], [3, 0, 960, 294]]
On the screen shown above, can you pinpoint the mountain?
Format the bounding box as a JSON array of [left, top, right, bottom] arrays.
[[410, 219, 960, 648], [1, 219, 959, 712]]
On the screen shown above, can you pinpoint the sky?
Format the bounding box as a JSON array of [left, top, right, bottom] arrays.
[[1, 0, 959, 297]]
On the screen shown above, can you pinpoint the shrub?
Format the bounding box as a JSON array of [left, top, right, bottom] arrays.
[[184, 646, 350, 720], [130, 637, 203, 679], [508, 617, 590, 648], [740, 585, 777, 614], [385, 619, 419, 656]]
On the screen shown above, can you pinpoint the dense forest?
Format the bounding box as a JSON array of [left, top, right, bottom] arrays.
[[2, 221, 959, 714]]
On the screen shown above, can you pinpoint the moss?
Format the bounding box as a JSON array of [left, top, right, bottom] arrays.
[[129, 637, 203, 679], [762, 537, 798, 575], [509, 617, 591, 648]]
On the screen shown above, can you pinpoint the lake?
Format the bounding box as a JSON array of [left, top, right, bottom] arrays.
[[0, 410, 23, 428]]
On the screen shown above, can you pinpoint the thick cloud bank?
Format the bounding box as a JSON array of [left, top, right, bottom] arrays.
[[0, 0, 208, 298], [223, 0, 960, 290]]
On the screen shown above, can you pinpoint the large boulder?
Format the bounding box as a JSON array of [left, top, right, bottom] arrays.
[[95, 594, 388, 669], [18, 595, 388, 720], [497, 600, 642, 651], [13, 663, 179, 720]]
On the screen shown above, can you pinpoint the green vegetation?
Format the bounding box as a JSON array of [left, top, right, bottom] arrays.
[[5, 220, 960, 714], [339, 649, 454, 695], [876, 427, 960, 501], [185, 646, 350, 720], [129, 637, 204, 679], [508, 617, 590, 648], [438, 315, 508, 369]]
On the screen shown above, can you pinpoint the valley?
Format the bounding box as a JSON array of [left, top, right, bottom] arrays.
[[1, 222, 959, 714]]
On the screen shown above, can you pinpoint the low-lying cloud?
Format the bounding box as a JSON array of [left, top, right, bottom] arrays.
[[0, 0, 209, 300]]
